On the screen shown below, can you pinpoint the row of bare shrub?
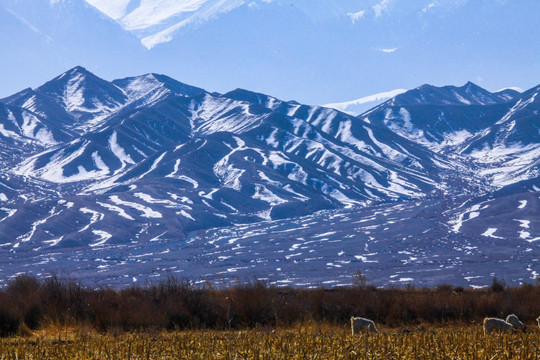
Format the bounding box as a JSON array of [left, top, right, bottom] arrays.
[[0, 275, 539, 336]]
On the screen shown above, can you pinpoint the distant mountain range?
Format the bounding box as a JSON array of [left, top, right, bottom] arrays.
[[3, 0, 540, 107], [0, 67, 538, 288]]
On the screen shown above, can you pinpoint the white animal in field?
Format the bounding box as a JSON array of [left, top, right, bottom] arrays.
[[351, 316, 378, 334], [537, 316, 540, 328], [505, 314, 525, 331], [483, 317, 513, 334]]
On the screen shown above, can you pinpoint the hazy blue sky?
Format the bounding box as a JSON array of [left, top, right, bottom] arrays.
[[2, 0, 540, 104]]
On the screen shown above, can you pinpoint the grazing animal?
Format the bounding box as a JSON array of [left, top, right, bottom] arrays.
[[505, 314, 525, 331], [483, 317, 513, 334], [351, 316, 378, 334], [537, 316, 540, 328]]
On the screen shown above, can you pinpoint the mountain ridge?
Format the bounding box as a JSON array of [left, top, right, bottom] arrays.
[[0, 67, 538, 288]]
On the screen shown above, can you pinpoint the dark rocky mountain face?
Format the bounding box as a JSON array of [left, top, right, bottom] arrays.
[[0, 68, 538, 288], [396, 82, 517, 106], [461, 85, 540, 151], [360, 82, 519, 153]]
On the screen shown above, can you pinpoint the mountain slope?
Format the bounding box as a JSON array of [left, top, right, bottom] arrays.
[[0, 68, 538, 287], [358, 82, 540, 191], [459, 85, 540, 187], [0, 67, 460, 253], [360, 82, 517, 153], [2, 67, 129, 133]]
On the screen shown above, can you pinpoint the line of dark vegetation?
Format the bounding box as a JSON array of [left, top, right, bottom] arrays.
[[1, 274, 539, 336]]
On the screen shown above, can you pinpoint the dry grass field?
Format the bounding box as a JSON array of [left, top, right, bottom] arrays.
[[1, 276, 540, 359], [0, 324, 539, 359]]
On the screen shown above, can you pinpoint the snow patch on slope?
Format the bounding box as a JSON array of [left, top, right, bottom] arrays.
[[15, 142, 112, 183], [110, 195, 162, 218], [109, 131, 135, 173]]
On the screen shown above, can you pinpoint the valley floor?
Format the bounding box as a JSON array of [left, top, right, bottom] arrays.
[[1, 325, 539, 359]]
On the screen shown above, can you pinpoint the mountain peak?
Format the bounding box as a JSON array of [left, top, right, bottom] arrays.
[[112, 73, 207, 101], [40, 66, 108, 93], [416, 83, 436, 90], [493, 87, 521, 102], [463, 80, 478, 87], [0, 88, 33, 105], [50, 66, 98, 85], [461, 81, 488, 94], [23, 66, 128, 123], [392, 81, 511, 107], [224, 88, 272, 102], [68, 65, 90, 74]]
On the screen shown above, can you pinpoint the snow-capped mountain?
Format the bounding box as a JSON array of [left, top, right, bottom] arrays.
[[389, 82, 519, 107], [4, 68, 449, 236], [324, 89, 408, 116], [0, 67, 538, 288], [82, 0, 383, 49], [459, 86, 540, 187], [3, 67, 128, 132], [360, 82, 540, 191], [360, 82, 520, 153], [3, 0, 540, 108]]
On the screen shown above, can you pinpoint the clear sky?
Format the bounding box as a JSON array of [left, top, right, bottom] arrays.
[[1, 0, 540, 105]]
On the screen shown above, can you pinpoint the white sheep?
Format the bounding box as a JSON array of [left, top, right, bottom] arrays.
[[537, 316, 540, 329], [505, 314, 525, 331], [351, 316, 378, 334], [483, 317, 513, 334]]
